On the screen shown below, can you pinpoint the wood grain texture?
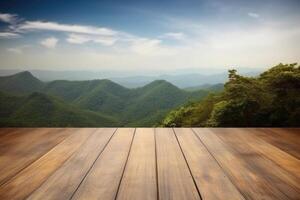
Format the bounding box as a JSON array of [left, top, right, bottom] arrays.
[[212, 128, 300, 199], [71, 128, 135, 200], [174, 128, 245, 200], [0, 128, 70, 186], [255, 128, 300, 159], [0, 128, 299, 200], [0, 128, 24, 139], [193, 128, 289, 200], [0, 128, 94, 200], [155, 128, 201, 200], [230, 128, 300, 180], [27, 128, 116, 200], [117, 128, 157, 200]]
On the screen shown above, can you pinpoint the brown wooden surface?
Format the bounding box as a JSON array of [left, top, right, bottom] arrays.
[[27, 128, 116, 200], [174, 128, 245, 200], [71, 128, 135, 200], [0, 128, 299, 200], [212, 128, 300, 199], [254, 128, 300, 159], [116, 128, 157, 200], [0, 128, 70, 186], [155, 128, 201, 200], [0, 128, 93, 200], [193, 128, 290, 200]]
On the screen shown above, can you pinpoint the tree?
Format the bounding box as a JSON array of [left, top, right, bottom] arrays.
[[162, 63, 300, 127]]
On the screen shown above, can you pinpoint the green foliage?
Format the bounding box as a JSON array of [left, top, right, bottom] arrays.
[[0, 92, 119, 127], [184, 83, 224, 92], [162, 94, 218, 127], [162, 63, 300, 127]]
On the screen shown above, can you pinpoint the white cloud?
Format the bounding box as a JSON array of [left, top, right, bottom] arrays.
[[248, 12, 260, 18], [15, 20, 128, 46], [40, 37, 58, 49], [66, 33, 117, 46], [17, 21, 117, 36], [160, 32, 185, 40], [7, 48, 23, 54], [1, 12, 169, 50], [130, 38, 176, 56], [0, 32, 20, 38], [0, 13, 18, 24]]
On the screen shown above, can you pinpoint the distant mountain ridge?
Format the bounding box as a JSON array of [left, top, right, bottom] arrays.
[[0, 71, 214, 126], [0, 69, 261, 88]]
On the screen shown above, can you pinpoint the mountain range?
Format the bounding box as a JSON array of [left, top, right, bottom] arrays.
[[0, 69, 260, 88], [0, 71, 214, 127]]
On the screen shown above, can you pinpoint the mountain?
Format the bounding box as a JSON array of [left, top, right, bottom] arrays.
[[0, 69, 262, 88], [73, 80, 131, 116], [0, 92, 118, 127], [0, 71, 44, 94], [184, 83, 224, 92], [0, 72, 211, 126], [121, 80, 208, 126], [45, 79, 208, 126]]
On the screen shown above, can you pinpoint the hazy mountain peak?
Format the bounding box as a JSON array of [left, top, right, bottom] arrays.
[[16, 70, 33, 76], [0, 71, 44, 94], [11, 71, 38, 80], [143, 80, 175, 88]]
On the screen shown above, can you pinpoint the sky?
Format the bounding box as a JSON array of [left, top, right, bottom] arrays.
[[0, 0, 299, 72]]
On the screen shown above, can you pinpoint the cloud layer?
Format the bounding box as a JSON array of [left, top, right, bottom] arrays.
[[0, 12, 169, 55], [0, 5, 299, 71]]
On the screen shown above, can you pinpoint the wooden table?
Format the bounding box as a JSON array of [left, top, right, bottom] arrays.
[[0, 128, 299, 200]]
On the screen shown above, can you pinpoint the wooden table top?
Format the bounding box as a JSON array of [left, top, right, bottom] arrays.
[[0, 128, 299, 200]]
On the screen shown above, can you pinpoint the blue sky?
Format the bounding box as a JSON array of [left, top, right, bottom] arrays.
[[0, 0, 299, 71]]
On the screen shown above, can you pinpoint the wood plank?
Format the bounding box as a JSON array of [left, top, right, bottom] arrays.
[[0, 128, 70, 185], [255, 128, 300, 159], [116, 128, 157, 200], [0, 128, 35, 145], [0, 128, 22, 138], [174, 128, 245, 200], [0, 128, 94, 200], [213, 128, 300, 199], [250, 129, 300, 177], [27, 128, 116, 200], [271, 128, 300, 139], [193, 128, 289, 200], [155, 128, 200, 200], [71, 128, 135, 200], [271, 128, 300, 143], [226, 129, 300, 179]]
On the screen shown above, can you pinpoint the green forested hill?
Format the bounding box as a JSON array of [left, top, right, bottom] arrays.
[[0, 71, 44, 94], [184, 83, 224, 92], [0, 72, 209, 126], [162, 63, 300, 127], [122, 80, 208, 126], [0, 92, 119, 127]]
